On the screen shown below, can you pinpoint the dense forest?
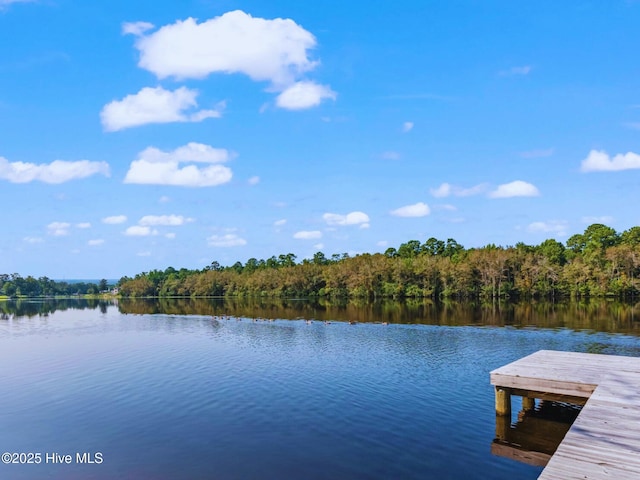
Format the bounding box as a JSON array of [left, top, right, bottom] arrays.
[[116, 224, 640, 300], [0, 276, 109, 298]]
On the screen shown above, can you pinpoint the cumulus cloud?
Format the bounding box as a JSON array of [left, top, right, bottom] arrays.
[[124, 226, 158, 236], [138, 215, 194, 226], [127, 11, 317, 85], [323, 211, 370, 227], [100, 86, 222, 132], [208, 233, 247, 247], [275, 81, 336, 110], [390, 202, 431, 217], [430, 182, 487, 198], [88, 239, 104, 246], [293, 230, 322, 240], [102, 215, 127, 224], [76, 222, 91, 229], [580, 150, 640, 172], [489, 180, 539, 198], [165, 233, 176, 239], [124, 11, 335, 109], [47, 222, 70, 236], [0, 156, 110, 184], [124, 142, 233, 187], [527, 221, 568, 236], [402, 121, 414, 133]]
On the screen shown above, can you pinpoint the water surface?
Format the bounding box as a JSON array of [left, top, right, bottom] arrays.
[[0, 299, 639, 479]]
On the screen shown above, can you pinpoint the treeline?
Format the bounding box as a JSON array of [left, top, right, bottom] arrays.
[[0, 275, 109, 297], [117, 224, 640, 300]]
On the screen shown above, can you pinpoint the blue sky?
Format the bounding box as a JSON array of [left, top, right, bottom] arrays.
[[1, 0, 639, 279]]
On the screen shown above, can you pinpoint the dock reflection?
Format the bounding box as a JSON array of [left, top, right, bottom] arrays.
[[492, 401, 581, 467]]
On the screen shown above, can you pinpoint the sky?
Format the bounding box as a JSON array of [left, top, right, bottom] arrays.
[[1, 0, 639, 279]]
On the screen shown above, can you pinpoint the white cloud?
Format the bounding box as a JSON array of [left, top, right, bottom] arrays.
[[124, 142, 233, 187], [165, 233, 176, 239], [293, 230, 322, 240], [499, 65, 532, 76], [76, 222, 91, 229], [580, 149, 640, 172], [275, 81, 336, 110], [88, 239, 104, 246], [581, 216, 614, 224], [159, 195, 171, 203], [100, 86, 222, 132], [489, 180, 539, 198], [124, 226, 158, 236], [402, 121, 414, 133], [323, 211, 370, 227], [47, 222, 70, 236], [519, 148, 554, 159], [23, 236, 44, 244], [527, 221, 568, 236], [102, 215, 127, 225], [0, 156, 110, 184], [122, 21, 154, 36], [313, 243, 324, 250], [137, 251, 152, 257], [274, 219, 287, 226], [128, 11, 318, 86], [208, 233, 247, 247], [434, 204, 457, 211], [360, 223, 370, 229], [138, 215, 194, 226], [430, 182, 487, 198], [248, 176, 260, 185], [377, 240, 388, 247], [390, 202, 431, 217], [380, 151, 401, 161]]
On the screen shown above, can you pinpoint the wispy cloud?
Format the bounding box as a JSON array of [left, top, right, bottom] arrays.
[[390, 202, 430, 217], [0, 156, 109, 184], [402, 121, 414, 133], [47, 222, 70, 236], [293, 230, 322, 240], [430, 182, 487, 198], [207, 233, 247, 247], [138, 215, 194, 226], [489, 180, 540, 198], [380, 151, 401, 161], [519, 148, 554, 159], [527, 220, 568, 236], [499, 65, 532, 76], [102, 215, 127, 225]]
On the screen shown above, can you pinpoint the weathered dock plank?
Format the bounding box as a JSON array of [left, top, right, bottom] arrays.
[[490, 350, 640, 480]]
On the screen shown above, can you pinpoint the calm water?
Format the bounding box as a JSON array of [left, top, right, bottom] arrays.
[[0, 299, 639, 479]]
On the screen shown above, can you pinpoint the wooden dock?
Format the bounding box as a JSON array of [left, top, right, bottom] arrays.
[[490, 350, 640, 479]]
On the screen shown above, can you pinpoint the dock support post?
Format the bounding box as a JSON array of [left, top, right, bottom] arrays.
[[495, 387, 511, 416], [522, 396, 535, 412]]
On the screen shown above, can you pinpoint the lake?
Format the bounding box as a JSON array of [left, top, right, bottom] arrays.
[[0, 298, 639, 479]]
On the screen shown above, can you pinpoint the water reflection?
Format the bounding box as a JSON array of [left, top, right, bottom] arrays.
[[492, 401, 581, 467], [1, 297, 639, 334]]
